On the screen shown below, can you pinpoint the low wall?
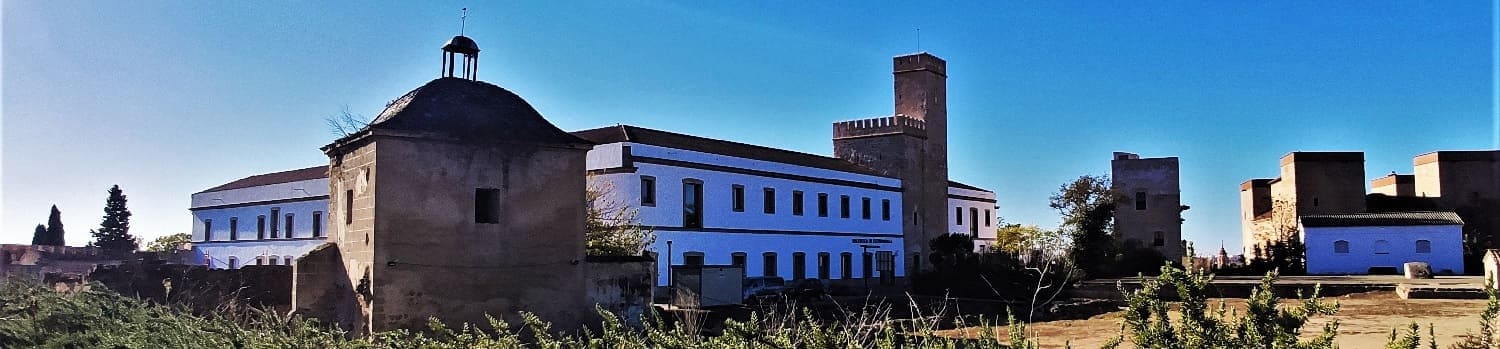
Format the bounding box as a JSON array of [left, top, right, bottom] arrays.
[[584, 255, 656, 327], [88, 262, 292, 314]]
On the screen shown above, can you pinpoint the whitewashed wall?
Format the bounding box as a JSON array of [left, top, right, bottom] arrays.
[[1302, 224, 1464, 275], [947, 186, 997, 251], [190, 178, 331, 269]]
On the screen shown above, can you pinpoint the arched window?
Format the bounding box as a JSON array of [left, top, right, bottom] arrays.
[[1415, 240, 1432, 254], [1333, 240, 1350, 254], [1374, 240, 1391, 254]]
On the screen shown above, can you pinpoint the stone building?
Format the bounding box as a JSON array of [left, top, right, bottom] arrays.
[[1412, 151, 1500, 248], [1239, 151, 1367, 258], [1110, 152, 1185, 260]]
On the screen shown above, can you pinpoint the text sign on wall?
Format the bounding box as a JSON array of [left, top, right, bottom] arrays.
[[852, 238, 893, 244]]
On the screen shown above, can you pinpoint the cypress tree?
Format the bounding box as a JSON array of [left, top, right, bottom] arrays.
[[45, 205, 66, 246], [31, 224, 47, 245], [90, 185, 137, 253]]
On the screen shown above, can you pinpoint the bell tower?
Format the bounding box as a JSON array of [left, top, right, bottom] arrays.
[[441, 8, 480, 80]]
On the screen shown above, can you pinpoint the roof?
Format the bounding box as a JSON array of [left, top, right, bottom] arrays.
[[1300, 211, 1464, 228], [571, 125, 893, 178], [197, 166, 327, 194], [358, 77, 591, 145], [948, 180, 991, 192]]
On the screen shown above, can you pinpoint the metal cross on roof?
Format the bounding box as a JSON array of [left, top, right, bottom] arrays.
[[460, 8, 468, 35]]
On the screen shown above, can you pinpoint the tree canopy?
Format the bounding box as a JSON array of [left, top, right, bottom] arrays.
[[90, 185, 138, 254]]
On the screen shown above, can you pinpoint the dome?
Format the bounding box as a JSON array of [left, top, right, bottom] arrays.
[[442, 35, 480, 55], [366, 77, 591, 145]]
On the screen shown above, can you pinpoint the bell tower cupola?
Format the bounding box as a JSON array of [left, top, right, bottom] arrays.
[[441, 8, 481, 80]]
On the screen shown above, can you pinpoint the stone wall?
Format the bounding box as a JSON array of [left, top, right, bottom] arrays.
[[88, 262, 292, 314], [291, 243, 358, 332], [583, 255, 656, 327]]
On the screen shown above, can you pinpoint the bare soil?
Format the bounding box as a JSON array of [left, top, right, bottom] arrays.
[[941, 292, 1488, 348]]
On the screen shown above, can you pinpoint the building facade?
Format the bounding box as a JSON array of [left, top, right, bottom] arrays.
[[1239, 151, 1367, 258], [190, 166, 330, 269], [1110, 152, 1184, 260], [1300, 212, 1465, 275]]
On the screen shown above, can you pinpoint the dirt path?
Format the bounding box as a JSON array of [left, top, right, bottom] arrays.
[[943, 292, 1489, 348]]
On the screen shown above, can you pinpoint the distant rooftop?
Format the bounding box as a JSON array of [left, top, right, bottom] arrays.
[[197, 166, 326, 194], [571, 125, 893, 179]]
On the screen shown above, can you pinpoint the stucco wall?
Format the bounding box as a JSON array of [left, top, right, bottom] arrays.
[[947, 186, 997, 250], [1302, 224, 1463, 275], [584, 256, 655, 327]]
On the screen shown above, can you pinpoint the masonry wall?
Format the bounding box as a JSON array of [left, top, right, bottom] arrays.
[[328, 140, 378, 335], [583, 256, 656, 327], [1112, 155, 1183, 259]]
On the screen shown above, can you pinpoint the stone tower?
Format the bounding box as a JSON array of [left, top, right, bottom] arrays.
[[301, 35, 596, 335], [833, 53, 949, 276], [1110, 152, 1184, 260]]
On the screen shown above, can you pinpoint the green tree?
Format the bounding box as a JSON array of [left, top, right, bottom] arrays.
[[30, 224, 47, 246], [43, 205, 66, 246], [584, 178, 655, 256], [144, 233, 192, 252], [1050, 174, 1118, 278], [90, 185, 138, 254]]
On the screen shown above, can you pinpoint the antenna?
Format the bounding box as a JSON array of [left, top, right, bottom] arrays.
[[461, 8, 469, 35], [916, 27, 922, 52]]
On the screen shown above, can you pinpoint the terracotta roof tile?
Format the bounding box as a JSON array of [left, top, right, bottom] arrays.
[[197, 166, 327, 193]]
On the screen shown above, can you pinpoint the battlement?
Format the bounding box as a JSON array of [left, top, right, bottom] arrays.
[[832, 114, 927, 140], [894, 52, 946, 77]]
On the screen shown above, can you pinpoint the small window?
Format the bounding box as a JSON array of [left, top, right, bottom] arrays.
[[1313, 197, 1320, 207], [257, 216, 267, 239], [861, 198, 872, 220], [268, 256, 279, 266], [344, 190, 354, 225], [817, 193, 829, 217], [227, 257, 238, 269], [270, 208, 281, 238], [285, 257, 293, 266], [984, 209, 991, 227], [1334, 240, 1350, 254], [640, 176, 657, 206], [229, 217, 239, 240], [792, 191, 805, 216], [840, 195, 851, 218], [475, 188, 501, 223], [881, 199, 891, 221], [792, 252, 807, 280], [683, 252, 705, 266], [956, 207, 963, 225], [683, 180, 704, 228], [817, 252, 830, 279], [970, 207, 980, 235], [1153, 231, 1165, 246], [256, 256, 265, 265], [1135, 191, 1147, 210], [763, 188, 776, 214], [1374, 240, 1390, 254], [840, 252, 853, 279], [731, 185, 745, 212], [204, 220, 213, 241], [731, 252, 747, 268], [763, 252, 778, 277], [311, 212, 322, 237], [285, 213, 295, 238], [1416, 240, 1432, 254]]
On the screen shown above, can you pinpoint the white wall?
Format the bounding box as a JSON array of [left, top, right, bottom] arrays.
[[189, 178, 332, 269], [1302, 224, 1464, 275], [653, 231, 903, 286], [947, 186, 997, 251]]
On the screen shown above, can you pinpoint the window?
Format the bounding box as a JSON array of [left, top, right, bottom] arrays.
[[841, 252, 853, 279], [792, 191, 805, 216], [984, 209, 991, 227], [971, 208, 980, 235], [763, 252, 778, 277], [285, 213, 295, 237], [311, 212, 322, 237], [256, 256, 265, 265], [1416, 240, 1432, 253], [840, 195, 851, 218], [1334, 240, 1350, 254], [792, 252, 807, 280], [229, 217, 238, 240], [683, 180, 703, 228], [731, 252, 747, 268], [640, 176, 657, 206], [1312, 197, 1320, 207], [731, 185, 745, 212], [270, 208, 281, 238], [817, 252, 830, 279], [1374, 240, 1391, 254], [228, 257, 238, 269], [1153, 231, 1165, 247], [268, 256, 279, 266], [344, 190, 354, 224], [257, 216, 267, 239], [763, 188, 776, 214], [817, 193, 829, 217], [956, 207, 963, 225], [475, 188, 501, 223], [862, 252, 874, 279], [1135, 191, 1147, 210], [204, 220, 213, 241], [881, 199, 891, 221], [284, 257, 293, 266], [862, 198, 872, 220], [683, 252, 705, 266]]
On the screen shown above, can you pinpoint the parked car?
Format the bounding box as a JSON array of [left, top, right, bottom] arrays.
[[786, 278, 829, 301], [742, 276, 786, 302]]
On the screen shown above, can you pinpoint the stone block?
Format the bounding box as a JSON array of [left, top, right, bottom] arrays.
[[1404, 262, 1432, 279]]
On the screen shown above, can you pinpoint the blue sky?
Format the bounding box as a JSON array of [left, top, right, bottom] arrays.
[[3, 1, 1495, 255]]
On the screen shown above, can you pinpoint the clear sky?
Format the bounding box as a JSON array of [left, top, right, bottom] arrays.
[[2, 1, 1495, 255]]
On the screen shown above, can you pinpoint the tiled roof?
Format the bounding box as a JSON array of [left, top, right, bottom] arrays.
[[335, 77, 592, 147], [197, 166, 327, 194], [571, 125, 893, 178], [948, 180, 991, 192], [1300, 211, 1464, 228]]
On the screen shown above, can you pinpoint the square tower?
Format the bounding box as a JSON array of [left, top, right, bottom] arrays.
[[1414, 150, 1500, 248], [1110, 152, 1184, 260]]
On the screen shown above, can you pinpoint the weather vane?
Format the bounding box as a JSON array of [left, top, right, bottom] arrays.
[[460, 8, 469, 35]]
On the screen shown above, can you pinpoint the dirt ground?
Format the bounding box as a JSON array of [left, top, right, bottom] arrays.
[[943, 292, 1489, 348]]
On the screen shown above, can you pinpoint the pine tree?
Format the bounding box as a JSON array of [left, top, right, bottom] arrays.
[[45, 205, 66, 246], [31, 224, 47, 245], [90, 185, 137, 253]]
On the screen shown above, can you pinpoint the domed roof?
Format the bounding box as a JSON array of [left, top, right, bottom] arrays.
[[442, 35, 480, 55], [366, 77, 591, 145]]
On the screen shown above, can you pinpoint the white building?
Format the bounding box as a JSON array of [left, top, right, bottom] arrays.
[[190, 166, 330, 269], [948, 182, 998, 250], [1300, 211, 1465, 275]]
